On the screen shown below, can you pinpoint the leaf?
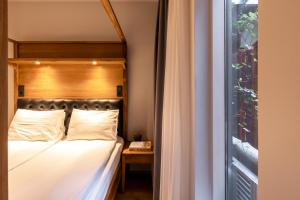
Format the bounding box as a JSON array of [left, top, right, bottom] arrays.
[[232, 64, 243, 69]]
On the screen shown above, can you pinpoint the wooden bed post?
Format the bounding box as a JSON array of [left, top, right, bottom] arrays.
[[123, 64, 128, 142], [0, 0, 8, 199], [13, 64, 19, 113], [120, 40, 128, 142], [100, 0, 128, 140], [101, 0, 126, 43]]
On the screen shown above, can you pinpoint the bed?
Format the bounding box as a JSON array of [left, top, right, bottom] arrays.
[[8, 99, 125, 200]]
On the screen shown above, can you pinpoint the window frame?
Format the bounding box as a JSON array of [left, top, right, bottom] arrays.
[[212, 0, 226, 199], [194, 0, 227, 199]]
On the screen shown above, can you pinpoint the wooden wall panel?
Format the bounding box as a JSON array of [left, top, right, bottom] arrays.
[[16, 42, 126, 59], [18, 64, 124, 99], [0, 0, 8, 199]]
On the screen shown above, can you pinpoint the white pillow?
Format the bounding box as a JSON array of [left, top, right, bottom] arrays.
[[67, 109, 119, 141], [9, 109, 66, 141]]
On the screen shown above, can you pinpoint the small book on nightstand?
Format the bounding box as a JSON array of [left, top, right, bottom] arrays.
[[129, 141, 152, 151]]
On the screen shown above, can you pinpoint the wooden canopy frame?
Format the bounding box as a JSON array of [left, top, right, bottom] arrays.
[[101, 0, 126, 43], [2, 1, 127, 199], [1, 0, 8, 199]]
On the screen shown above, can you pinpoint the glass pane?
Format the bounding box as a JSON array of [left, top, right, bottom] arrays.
[[226, 0, 258, 200]]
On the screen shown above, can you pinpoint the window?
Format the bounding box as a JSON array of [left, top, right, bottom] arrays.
[[225, 0, 258, 199]]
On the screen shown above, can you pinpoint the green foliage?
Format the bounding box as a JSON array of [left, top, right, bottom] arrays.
[[234, 85, 258, 104], [235, 10, 258, 33], [232, 7, 258, 104], [232, 63, 253, 70], [234, 9, 258, 49]]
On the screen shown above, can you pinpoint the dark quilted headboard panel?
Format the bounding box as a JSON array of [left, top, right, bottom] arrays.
[[17, 99, 124, 137]]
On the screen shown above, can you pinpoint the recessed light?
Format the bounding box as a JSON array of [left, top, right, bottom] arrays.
[[92, 61, 97, 65], [35, 61, 41, 65]]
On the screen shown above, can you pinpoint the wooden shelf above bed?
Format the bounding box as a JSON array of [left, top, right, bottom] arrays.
[[8, 58, 126, 68], [17, 96, 125, 100]]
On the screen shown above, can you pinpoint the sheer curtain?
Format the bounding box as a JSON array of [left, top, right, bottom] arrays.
[[153, 0, 169, 199], [160, 0, 194, 199]]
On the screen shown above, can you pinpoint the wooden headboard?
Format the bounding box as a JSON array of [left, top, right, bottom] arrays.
[[8, 42, 128, 140], [17, 99, 124, 138]]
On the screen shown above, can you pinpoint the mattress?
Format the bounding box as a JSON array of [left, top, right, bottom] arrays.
[[9, 137, 124, 200], [8, 140, 58, 171]]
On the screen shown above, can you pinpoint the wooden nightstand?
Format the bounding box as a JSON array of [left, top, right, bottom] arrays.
[[121, 142, 154, 192]]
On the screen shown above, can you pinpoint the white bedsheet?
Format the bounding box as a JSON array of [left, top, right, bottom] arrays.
[[8, 140, 58, 171], [79, 137, 124, 199], [9, 137, 123, 200]]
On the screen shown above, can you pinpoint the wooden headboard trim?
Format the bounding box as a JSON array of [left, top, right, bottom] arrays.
[[8, 58, 126, 69], [12, 41, 126, 59]]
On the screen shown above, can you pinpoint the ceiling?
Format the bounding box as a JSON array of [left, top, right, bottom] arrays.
[[8, 0, 157, 41]]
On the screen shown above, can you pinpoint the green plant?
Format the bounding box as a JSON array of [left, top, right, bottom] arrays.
[[231, 5, 258, 145], [234, 10, 258, 49]]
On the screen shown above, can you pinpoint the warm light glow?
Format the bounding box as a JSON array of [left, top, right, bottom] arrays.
[[92, 61, 97, 65], [35, 61, 41, 65]]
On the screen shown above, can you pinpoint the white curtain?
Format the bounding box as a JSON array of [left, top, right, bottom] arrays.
[[160, 1, 195, 199]]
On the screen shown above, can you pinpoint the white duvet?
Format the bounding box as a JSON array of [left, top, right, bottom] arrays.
[[8, 140, 58, 171], [9, 139, 119, 200]]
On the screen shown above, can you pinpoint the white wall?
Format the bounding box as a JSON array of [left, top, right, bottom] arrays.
[[259, 1, 300, 200], [8, 1, 157, 140], [113, 2, 157, 140]]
